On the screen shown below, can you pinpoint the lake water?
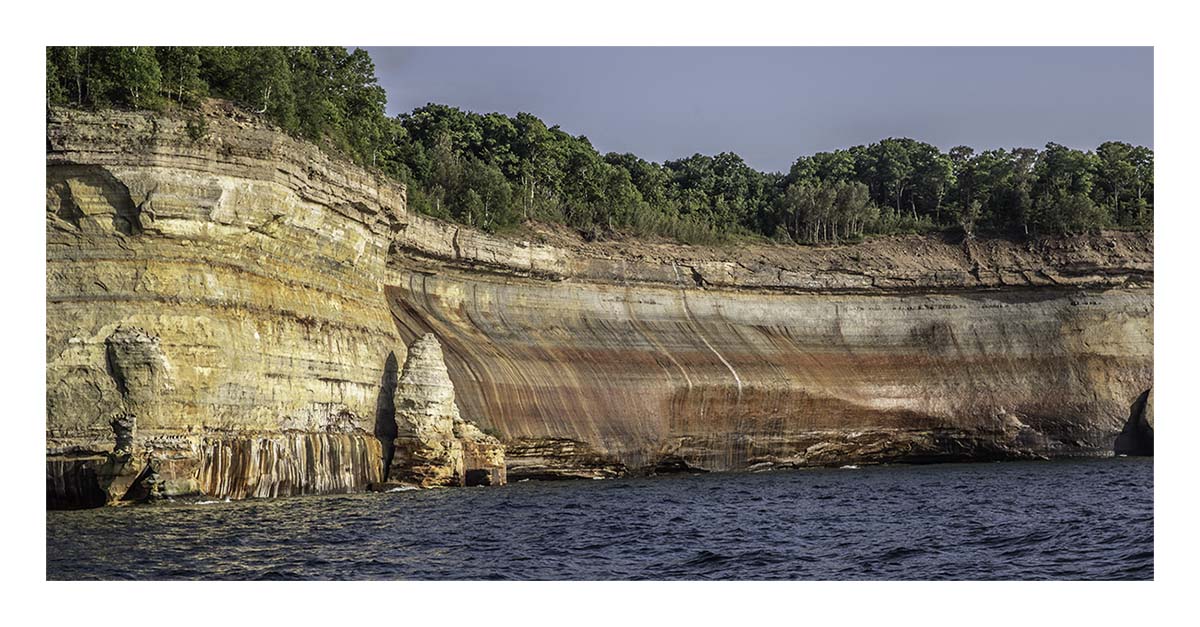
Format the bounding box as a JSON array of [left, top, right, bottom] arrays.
[[46, 458, 1152, 580]]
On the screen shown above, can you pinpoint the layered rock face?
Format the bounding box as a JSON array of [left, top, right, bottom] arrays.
[[47, 106, 404, 506], [385, 194, 1152, 476], [47, 106, 1153, 507], [385, 267, 1152, 474], [389, 334, 505, 487]]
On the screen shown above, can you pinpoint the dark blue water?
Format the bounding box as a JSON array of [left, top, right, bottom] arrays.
[[46, 458, 1152, 580]]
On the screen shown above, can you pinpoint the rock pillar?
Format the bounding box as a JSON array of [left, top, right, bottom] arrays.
[[390, 334, 505, 487]]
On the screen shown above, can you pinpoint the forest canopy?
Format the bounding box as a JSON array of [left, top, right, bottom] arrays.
[[47, 46, 1154, 245]]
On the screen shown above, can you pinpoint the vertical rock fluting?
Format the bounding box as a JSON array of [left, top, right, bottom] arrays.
[[197, 433, 383, 499], [390, 334, 505, 487]]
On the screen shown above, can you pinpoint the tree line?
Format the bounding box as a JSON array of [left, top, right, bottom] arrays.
[[47, 46, 389, 170], [47, 46, 1153, 244]]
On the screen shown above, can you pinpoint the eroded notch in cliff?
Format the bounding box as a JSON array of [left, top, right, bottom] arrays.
[[1114, 388, 1154, 456], [374, 351, 399, 479], [48, 165, 144, 236], [104, 326, 171, 402]]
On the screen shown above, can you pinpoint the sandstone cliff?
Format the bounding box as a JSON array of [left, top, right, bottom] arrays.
[[46, 106, 1153, 507], [47, 105, 404, 506]]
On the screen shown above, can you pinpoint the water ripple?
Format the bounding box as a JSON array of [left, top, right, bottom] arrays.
[[47, 458, 1152, 580]]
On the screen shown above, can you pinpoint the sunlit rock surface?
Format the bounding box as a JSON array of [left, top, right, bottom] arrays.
[[46, 106, 400, 506], [386, 269, 1152, 472], [46, 106, 1153, 508], [389, 333, 505, 487]]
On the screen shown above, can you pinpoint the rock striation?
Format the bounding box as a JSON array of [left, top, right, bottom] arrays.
[[46, 105, 1153, 508], [385, 267, 1152, 473], [46, 105, 403, 506]]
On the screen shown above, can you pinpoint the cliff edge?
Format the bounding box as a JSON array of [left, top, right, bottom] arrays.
[[46, 106, 1153, 507]]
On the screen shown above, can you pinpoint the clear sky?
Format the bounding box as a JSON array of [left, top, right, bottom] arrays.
[[363, 47, 1153, 173]]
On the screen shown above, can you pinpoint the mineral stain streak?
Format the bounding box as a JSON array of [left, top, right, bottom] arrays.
[[45, 105, 1153, 508]]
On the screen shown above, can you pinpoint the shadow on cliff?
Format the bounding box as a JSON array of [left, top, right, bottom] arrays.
[[1114, 389, 1153, 456], [50, 165, 143, 236], [374, 351, 399, 480]]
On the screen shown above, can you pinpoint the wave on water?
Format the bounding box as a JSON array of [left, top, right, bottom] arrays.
[[386, 486, 420, 492]]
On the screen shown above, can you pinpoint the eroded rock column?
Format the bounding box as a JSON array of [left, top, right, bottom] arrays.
[[390, 334, 505, 487]]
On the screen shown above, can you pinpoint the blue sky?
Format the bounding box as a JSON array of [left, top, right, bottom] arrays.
[[363, 47, 1152, 172]]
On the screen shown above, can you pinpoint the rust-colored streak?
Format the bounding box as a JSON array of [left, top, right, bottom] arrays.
[[384, 271, 1152, 471]]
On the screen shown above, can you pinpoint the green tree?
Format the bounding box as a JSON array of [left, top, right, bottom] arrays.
[[869, 138, 917, 217], [199, 46, 296, 128], [912, 143, 955, 222], [606, 152, 670, 209], [1032, 143, 1105, 233], [459, 159, 515, 231], [47, 46, 1152, 243], [781, 181, 837, 242], [833, 181, 874, 239], [1095, 141, 1154, 227], [512, 112, 560, 219], [155, 47, 204, 105], [109, 47, 163, 109]]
